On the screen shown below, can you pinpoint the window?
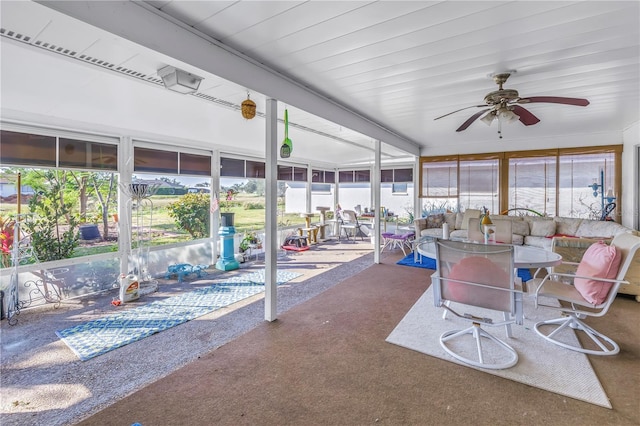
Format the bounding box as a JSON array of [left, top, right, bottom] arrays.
[[311, 183, 331, 193], [246, 160, 265, 178], [508, 155, 556, 216], [558, 152, 616, 219], [392, 183, 408, 194], [1, 130, 57, 167], [421, 159, 458, 198], [221, 157, 245, 177], [339, 169, 370, 183], [459, 158, 499, 213], [180, 153, 211, 176], [381, 169, 394, 183], [381, 168, 413, 183], [420, 146, 622, 219], [312, 169, 335, 183], [59, 138, 118, 171], [134, 147, 178, 174]]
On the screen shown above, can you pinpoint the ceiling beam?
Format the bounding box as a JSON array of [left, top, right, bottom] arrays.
[[36, 0, 420, 157]]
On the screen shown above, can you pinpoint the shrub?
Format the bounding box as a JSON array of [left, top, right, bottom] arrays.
[[244, 202, 264, 210], [24, 175, 80, 262], [167, 193, 210, 239]]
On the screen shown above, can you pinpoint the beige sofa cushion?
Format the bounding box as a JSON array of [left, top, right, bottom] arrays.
[[554, 217, 582, 236], [575, 220, 630, 238], [488, 215, 529, 236], [460, 209, 482, 230], [530, 219, 556, 237]]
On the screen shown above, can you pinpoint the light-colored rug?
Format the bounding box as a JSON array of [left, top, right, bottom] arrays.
[[386, 287, 611, 408], [57, 270, 301, 361]]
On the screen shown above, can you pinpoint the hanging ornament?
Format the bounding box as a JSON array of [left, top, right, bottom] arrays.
[[280, 109, 293, 158], [241, 93, 256, 119]]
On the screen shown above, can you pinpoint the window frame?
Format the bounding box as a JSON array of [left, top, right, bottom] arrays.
[[419, 146, 622, 220]]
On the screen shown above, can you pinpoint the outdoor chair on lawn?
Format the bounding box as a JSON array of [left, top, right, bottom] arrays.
[[532, 233, 640, 355], [432, 239, 524, 369]]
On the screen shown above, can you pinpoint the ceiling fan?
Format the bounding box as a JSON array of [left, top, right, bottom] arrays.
[[434, 72, 589, 138]]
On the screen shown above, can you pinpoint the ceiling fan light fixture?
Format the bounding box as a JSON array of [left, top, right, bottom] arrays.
[[158, 66, 203, 94], [480, 111, 496, 126], [498, 108, 519, 123]]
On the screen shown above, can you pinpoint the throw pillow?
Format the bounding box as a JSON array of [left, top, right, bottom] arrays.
[[574, 241, 621, 305], [460, 209, 482, 230], [426, 213, 445, 228], [530, 219, 556, 237], [443, 256, 511, 312], [510, 220, 530, 236], [455, 212, 463, 230], [444, 212, 457, 230]]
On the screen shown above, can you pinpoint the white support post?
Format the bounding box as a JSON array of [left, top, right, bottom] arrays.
[[414, 156, 421, 228], [307, 164, 313, 214], [265, 98, 278, 322], [373, 140, 381, 263], [211, 150, 220, 266], [118, 136, 133, 275]]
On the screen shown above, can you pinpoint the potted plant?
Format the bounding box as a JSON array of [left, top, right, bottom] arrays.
[[239, 231, 261, 262], [220, 189, 238, 227]]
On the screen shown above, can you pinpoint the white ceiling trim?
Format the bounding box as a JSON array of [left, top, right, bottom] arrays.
[[36, 0, 421, 157]]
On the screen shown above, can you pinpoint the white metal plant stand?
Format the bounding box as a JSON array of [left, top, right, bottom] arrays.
[[120, 183, 159, 295]]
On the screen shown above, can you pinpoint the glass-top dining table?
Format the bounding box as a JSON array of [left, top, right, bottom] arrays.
[[415, 236, 563, 270]]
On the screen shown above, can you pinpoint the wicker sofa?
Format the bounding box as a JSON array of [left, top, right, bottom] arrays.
[[414, 210, 640, 300]]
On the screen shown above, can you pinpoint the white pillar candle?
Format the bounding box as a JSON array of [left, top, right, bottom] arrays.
[[442, 222, 450, 240]]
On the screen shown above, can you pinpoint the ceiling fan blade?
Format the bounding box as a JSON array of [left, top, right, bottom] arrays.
[[456, 109, 490, 132], [512, 105, 540, 126], [435, 104, 488, 120], [518, 96, 589, 107]]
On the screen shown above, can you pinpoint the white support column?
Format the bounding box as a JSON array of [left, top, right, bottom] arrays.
[[307, 164, 313, 214], [211, 150, 221, 266], [414, 156, 421, 227], [117, 136, 133, 275], [373, 140, 382, 264], [265, 98, 278, 322], [334, 167, 339, 211]]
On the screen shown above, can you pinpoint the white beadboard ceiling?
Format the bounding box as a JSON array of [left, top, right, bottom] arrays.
[[1, 1, 638, 167]]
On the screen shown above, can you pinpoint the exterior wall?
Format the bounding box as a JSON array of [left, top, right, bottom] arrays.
[[285, 182, 415, 220]]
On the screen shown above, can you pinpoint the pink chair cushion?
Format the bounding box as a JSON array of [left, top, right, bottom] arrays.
[[444, 256, 511, 312], [574, 241, 621, 305]]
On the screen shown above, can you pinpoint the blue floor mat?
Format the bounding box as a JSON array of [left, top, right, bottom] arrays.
[[56, 270, 301, 361]]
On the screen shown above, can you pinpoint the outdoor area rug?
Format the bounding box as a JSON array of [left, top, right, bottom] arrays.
[[396, 252, 533, 281], [56, 269, 301, 361], [386, 287, 610, 408]]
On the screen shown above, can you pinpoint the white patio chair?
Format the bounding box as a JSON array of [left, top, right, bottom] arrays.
[[432, 240, 523, 369], [532, 233, 640, 355], [339, 210, 367, 241]]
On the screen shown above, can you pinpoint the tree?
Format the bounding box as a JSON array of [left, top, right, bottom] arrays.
[[23, 170, 80, 262], [244, 179, 265, 196], [91, 172, 117, 239], [167, 193, 210, 239]]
